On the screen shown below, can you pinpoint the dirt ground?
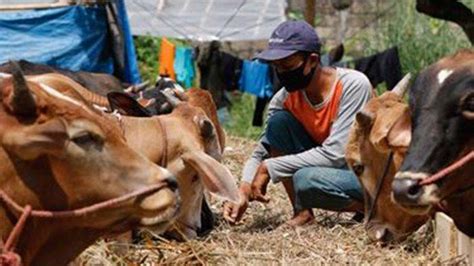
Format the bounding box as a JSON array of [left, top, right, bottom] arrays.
[[77, 136, 446, 265]]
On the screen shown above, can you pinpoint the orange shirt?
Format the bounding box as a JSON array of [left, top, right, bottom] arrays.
[[283, 80, 343, 144], [158, 38, 176, 80]]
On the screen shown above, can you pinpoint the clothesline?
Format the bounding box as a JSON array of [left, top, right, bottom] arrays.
[[153, 37, 402, 127]]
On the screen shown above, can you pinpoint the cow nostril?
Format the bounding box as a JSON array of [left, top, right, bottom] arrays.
[[407, 183, 422, 197], [392, 178, 423, 205], [165, 176, 179, 191]]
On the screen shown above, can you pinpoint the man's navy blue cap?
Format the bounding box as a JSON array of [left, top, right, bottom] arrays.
[[255, 20, 321, 61]]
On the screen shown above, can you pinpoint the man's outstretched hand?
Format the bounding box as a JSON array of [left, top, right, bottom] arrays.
[[223, 162, 271, 224], [223, 183, 250, 224], [250, 162, 271, 203]]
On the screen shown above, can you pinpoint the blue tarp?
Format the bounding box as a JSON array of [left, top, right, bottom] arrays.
[[116, 0, 141, 84], [0, 3, 141, 84]]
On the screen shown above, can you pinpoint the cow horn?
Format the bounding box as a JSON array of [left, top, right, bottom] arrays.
[[124, 81, 150, 94], [9, 61, 36, 116], [392, 73, 411, 97], [124, 85, 134, 93], [160, 91, 181, 108], [135, 81, 150, 92]]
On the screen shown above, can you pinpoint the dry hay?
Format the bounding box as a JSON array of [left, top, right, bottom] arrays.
[[76, 136, 442, 265]]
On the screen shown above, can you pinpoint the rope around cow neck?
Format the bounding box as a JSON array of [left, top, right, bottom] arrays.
[[367, 152, 394, 222], [419, 150, 474, 186]]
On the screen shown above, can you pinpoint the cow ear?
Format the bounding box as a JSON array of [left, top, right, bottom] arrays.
[[369, 105, 410, 151], [356, 110, 374, 131], [328, 43, 344, 64], [181, 150, 240, 203], [2, 119, 67, 160], [107, 92, 151, 117], [199, 118, 215, 140], [194, 116, 222, 161], [387, 107, 411, 148], [461, 93, 474, 120]]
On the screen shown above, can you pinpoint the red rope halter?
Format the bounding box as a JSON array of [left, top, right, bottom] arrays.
[[419, 151, 474, 186], [0, 182, 168, 266]]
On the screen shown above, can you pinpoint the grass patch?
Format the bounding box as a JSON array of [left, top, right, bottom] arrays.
[[224, 92, 265, 141]]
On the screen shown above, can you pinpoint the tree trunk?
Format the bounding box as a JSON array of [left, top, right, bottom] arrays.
[[304, 0, 316, 27], [416, 0, 474, 44]]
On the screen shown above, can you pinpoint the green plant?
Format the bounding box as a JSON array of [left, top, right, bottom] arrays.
[[133, 35, 161, 81], [225, 93, 265, 140], [352, 0, 472, 78]]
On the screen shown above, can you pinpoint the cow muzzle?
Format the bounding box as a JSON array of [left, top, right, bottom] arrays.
[[367, 221, 414, 243], [137, 174, 181, 229], [392, 172, 439, 214]]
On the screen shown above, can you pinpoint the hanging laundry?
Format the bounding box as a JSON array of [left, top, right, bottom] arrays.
[[158, 38, 176, 80], [221, 52, 243, 92], [197, 41, 229, 108], [251, 66, 281, 127], [354, 46, 402, 90], [239, 60, 273, 99], [174, 47, 195, 88], [252, 97, 270, 126]]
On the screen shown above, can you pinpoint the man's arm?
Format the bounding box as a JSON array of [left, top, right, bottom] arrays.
[[241, 89, 288, 184], [223, 89, 288, 223], [264, 70, 372, 183]]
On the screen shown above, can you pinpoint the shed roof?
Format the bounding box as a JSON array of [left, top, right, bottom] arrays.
[[126, 0, 287, 41]]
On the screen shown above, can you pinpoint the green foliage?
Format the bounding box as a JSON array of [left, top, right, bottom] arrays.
[[225, 93, 264, 140], [133, 35, 161, 82], [350, 0, 472, 77], [287, 10, 305, 21]]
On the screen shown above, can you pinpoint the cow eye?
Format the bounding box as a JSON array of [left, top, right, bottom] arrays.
[[352, 163, 364, 176], [71, 132, 100, 147], [461, 94, 474, 120], [461, 95, 474, 111]]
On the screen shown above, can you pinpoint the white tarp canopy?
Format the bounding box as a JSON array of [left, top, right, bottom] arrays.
[[126, 0, 287, 41]]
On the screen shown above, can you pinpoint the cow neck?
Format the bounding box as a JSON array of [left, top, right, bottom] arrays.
[[367, 152, 394, 222]]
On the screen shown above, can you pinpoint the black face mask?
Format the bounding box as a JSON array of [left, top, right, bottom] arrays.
[[276, 57, 316, 92]]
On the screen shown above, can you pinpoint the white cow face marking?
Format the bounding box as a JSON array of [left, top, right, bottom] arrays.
[[437, 69, 453, 85]]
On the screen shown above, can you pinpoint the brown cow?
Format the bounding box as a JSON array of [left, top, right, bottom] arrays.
[[0, 63, 180, 265], [392, 49, 474, 237], [31, 73, 226, 153], [106, 91, 239, 239], [27, 73, 239, 239], [346, 74, 430, 242]]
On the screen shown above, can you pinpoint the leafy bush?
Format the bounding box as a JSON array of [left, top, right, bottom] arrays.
[[350, 0, 472, 76], [133, 35, 161, 82]]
